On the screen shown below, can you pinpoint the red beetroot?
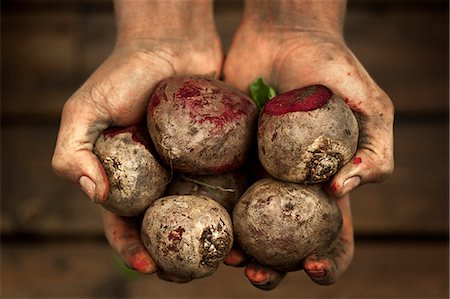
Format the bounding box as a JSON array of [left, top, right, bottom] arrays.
[[258, 85, 359, 183], [94, 126, 169, 216], [165, 171, 247, 213], [141, 195, 233, 280], [233, 178, 342, 272], [147, 76, 258, 175]]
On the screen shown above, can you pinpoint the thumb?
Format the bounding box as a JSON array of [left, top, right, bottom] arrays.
[[330, 98, 395, 197], [52, 98, 110, 203]]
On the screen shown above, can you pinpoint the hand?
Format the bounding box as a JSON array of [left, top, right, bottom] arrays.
[[52, 0, 222, 277], [224, 28, 394, 198], [222, 0, 394, 288], [102, 209, 193, 282], [52, 39, 221, 203]]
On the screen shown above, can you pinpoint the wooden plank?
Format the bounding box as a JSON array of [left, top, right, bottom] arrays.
[[351, 120, 449, 234], [0, 124, 103, 235], [1, 240, 448, 298], [1, 241, 122, 299], [344, 7, 449, 114], [1, 9, 83, 119], [1, 121, 448, 235], [1, 7, 116, 121], [1, 3, 447, 121]]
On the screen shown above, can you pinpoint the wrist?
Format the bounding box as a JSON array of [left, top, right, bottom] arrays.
[[114, 0, 218, 45], [241, 0, 346, 37]]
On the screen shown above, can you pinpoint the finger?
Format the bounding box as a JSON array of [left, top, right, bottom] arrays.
[[52, 97, 110, 203], [330, 145, 393, 197], [303, 194, 354, 285], [329, 94, 395, 197], [102, 209, 157, 274], [223, 247, 248, 267], [244, 262, 286, 290], [326, 66, 395, 197]]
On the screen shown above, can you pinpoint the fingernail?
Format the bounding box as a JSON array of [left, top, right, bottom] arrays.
[[79, 176, 96, 202], [341, 176, 361, 195], [130, 251, 156, 274], [307, 269, 327, 278], [252, 272, 286, 291]]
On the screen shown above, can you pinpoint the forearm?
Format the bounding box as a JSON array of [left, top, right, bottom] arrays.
[[241, 0, 347, 35], [114, 0, 216, 43]]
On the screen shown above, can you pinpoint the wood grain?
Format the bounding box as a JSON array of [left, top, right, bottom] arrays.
[[1, 2, 448, 122], [1, 240, 447, 298]]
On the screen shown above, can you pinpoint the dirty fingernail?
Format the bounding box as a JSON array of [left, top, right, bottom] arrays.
[[79, 176, 96, 202], [307, 269, 327, 278], [341, 176, 361, 195]]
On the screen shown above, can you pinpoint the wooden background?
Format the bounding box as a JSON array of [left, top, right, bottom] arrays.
[[1, 0, 449, 298]]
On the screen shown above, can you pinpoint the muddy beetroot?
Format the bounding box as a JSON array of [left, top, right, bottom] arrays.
[[141, 195, 233, 280], [233, 178, 342, 272], [147, 76, 258, 175], [258, 85, 359, 183], [165, 172, 247, 213], [94, 126, 169, 216]]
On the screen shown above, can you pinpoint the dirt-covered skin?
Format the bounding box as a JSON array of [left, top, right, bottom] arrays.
[[258, 85, 359, 184], [94, 126, 170, 216], [147, 76, 258, 175], [141, 195, 234, 280], [233, 178, 342, 272], [165, 172, 247, 213]]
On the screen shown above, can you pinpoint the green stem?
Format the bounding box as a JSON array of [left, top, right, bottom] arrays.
[[249, 77, 277, 110]]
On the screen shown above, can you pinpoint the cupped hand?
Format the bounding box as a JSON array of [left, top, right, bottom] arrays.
[[52, 39, 222, 203], [223, 25, 393, 288], [52, 35, 222, 276], [224, 30, 394, 196]]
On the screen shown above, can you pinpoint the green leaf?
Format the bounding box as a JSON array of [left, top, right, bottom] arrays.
[[249, 78, 277, 110]]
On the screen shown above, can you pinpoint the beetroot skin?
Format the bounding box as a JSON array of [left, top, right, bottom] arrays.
[[141, 195, 233, 280], [94, 126, 169, 216], [233, 178, 343, 272], [258, 85, 359, 183], [165, 172, 247, 213], [147, 76, 258, 175]]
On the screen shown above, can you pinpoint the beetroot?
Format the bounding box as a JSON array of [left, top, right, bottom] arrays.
[[165, 172, 247, 213], [233, 178, 342, 272], [147, 76, 258, 175], [94, 126, 169, 216], [258, 85, 359, 183], [141, 195, 233, 280]]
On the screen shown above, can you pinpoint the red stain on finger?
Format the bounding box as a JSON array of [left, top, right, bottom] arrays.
[[352, 157, 362, 165], [245, 264, 268, 284], [330, 183, 339, 195], [129, 252, 153, 273]]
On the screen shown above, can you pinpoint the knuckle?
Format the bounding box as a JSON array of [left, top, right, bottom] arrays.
[[51, 152, 66, 176], [51, 149, 78, 182], [364, 88, 394, 117], [367, 157, 394, 182], [376, 90, 395, 119], [61, 96, 80, 115], [381, 159, 395, 177], [385, 96, 395, 115]]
